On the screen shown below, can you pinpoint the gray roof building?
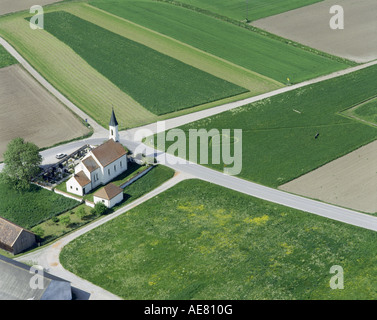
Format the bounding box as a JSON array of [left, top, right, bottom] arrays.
[[0, 255, 72, 300]]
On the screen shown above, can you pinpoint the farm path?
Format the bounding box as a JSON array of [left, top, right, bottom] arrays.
[[16, 170, 193, 300]]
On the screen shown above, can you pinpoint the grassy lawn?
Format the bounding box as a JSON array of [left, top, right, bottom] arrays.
[[0, 45, 17, 68], [151, 64, 377, 188], [60, 179, 377, 299], [31, 203, 94, 245], [35, 11, 247, 115], [90, 0, 351, 84], [165, 0, 323, 21], [0, 182, 79, 229]]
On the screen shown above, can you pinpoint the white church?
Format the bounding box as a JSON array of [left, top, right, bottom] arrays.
[[66, 109, 127, 207]]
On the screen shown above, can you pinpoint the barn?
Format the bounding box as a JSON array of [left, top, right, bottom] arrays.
[[0, 217, 37, 255]]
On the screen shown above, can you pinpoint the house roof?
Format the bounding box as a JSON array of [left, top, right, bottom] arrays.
[[73, 171, 91, 187], [109, 108, 118, 127], [0, 255, 71, 300], [0, 217, 35, 248], [91, 139, 126, 168], [82, 156, 99, 173], [94, 183, 123, 200]]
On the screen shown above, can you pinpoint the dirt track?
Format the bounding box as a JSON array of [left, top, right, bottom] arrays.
[[280, 140, 377, 214], [0, 0, 62, 16], [252, 0, 377, 63], [0, 64, 89, 161]]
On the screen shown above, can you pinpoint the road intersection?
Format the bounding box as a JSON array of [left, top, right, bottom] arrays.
[[2, 35, 377, 299]]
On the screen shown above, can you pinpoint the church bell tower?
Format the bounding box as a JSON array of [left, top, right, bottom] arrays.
[[109, 108, 119, 142]]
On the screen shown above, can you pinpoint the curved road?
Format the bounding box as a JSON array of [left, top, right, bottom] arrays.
[[2, 36, 377, 298]]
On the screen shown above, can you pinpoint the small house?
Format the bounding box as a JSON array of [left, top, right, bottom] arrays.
[[0, 217, 37, 255], [93, 183, 123, 208]]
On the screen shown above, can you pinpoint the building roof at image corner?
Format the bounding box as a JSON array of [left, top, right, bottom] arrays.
[[0, 255, 71, 300]]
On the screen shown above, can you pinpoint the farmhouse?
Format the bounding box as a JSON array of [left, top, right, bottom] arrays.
[[66, 109, 127, 198], [0, 217, 37, 255], [0, 255, 72, 300]]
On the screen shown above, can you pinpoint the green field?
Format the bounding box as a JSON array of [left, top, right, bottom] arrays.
[[153, 65, 377, 187], [39, 11, 247, 115], [344, 98, 377, 127], [90, 0, 351, 84], [0, 182, 79, 229], [166, 0, 323, 21], [60, 179, 377, 299], [0, 45, 16, 68], [0, 2, 278, 130]]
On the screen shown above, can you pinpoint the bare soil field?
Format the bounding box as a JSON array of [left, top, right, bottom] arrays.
[[0, 0, 62, 16], [252, 0, 377, 63], [280, 140, 377, 214], [0, 64, 89, 161]]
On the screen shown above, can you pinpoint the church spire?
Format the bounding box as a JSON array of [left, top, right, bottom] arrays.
[[109, 108, 119, 142], [109, 107, 118, 127]]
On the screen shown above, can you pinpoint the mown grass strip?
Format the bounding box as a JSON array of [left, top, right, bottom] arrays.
[[90, 0, 352, 84], [37, 11, 248, 115]]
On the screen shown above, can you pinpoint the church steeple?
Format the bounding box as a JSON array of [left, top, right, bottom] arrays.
[[109, 108, 119, 142]]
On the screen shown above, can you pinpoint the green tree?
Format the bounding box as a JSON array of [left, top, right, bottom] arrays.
[[0, 138, 42, 191], [76, 206, 87, 220], [94, 202, 108, 216], [59, 215, 71, 227]]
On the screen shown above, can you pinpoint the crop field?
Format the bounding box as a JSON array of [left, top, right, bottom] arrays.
[[90, 0, 351, 84], [0, 44, 16, 68], [0, 64, 90, 161], [40, 11, 248, 116], [0, 2, 281, 129], [154, 64, 377, 188], [280, 139, 377, 214], [61, 179, 377, 299], [253, 0, 377, 63], [0, 0, 62, 16], [167, 0, 323, 21], [0, 181, 79, 229]]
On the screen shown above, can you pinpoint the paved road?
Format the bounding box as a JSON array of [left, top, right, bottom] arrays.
[[3, 34, 377, 299], [122, 140, 377, 233], [17, 171, 192, 299]]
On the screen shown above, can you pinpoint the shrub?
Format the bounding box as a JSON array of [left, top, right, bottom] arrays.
[[94, 202, 108, 216]]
